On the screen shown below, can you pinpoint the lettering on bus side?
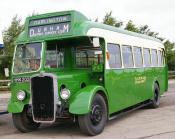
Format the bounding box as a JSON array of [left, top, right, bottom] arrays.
[[29, 23, 70, 37], [135, 76, 146, 84]]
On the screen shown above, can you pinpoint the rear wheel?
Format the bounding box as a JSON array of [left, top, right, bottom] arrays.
[[12, 105, 40, 132], [150, 83, 160, 108], [78, 94, 107, 136]]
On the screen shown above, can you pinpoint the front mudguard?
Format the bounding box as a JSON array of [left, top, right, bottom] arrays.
[[8, 100, 25, 113], [69, 85, 108, 115], [7, 82, 31, 113], [8, 93, 30, 113]]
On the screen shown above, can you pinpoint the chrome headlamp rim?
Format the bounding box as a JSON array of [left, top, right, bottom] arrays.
[[60, 88, 71, 100], [17, 90, 26, 101]]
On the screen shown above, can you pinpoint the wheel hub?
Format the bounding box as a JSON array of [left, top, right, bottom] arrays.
[[90, 105, 103, 125]]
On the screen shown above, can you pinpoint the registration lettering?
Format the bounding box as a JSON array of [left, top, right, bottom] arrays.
[[14, 77, 30, 83]]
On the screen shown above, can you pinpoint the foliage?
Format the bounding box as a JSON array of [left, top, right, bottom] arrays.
[[125, 20, 139, 33], [164, 40, 175, 70], [0, 16, 23, 79], [3, 15, 23, 56], [103, 11, 123, 27]]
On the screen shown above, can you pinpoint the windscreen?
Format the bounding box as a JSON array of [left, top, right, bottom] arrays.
[[13, 43, 42, 74]]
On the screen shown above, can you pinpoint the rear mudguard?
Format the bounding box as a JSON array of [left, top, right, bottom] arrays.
[[69, 85, 108, 115]]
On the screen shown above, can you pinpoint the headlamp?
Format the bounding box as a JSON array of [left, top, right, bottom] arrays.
[[60, 89, 71, 100], [17, 90, 26, 101]]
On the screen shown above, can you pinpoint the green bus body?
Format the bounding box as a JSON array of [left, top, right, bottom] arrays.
[[8, 10, 168, 135]]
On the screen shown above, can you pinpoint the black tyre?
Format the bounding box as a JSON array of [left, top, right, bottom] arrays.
[[12, 105, 40, 133], [78, 94, 107, 136], [150, 83, 160, 108]]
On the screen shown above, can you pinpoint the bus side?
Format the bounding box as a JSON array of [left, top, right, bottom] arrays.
[[87, 28, 167, 115], [105, 44, 166, 114]]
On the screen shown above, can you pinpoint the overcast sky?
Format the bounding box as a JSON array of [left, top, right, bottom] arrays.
[[0, 0, 175, 42]]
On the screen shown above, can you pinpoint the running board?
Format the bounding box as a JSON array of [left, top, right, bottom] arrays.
[[109, 100, 152, 120]]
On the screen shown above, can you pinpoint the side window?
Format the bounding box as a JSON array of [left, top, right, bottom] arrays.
[[75, 51, 88, 68], [122, 45, 134, 68], [158, 50, 161, 66], [75, 46, 103, 68], [143, 48, 151, 67], [133, 47, 143, 67], [107, 43, 122, 68], [151, 49, 158, 67], [161, 51, 165, 66]]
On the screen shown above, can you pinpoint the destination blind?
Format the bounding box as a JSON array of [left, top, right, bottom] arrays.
[[28, 15, 71, 37]]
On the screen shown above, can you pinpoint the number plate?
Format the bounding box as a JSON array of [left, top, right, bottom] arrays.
[[13, 77, 30, 83]]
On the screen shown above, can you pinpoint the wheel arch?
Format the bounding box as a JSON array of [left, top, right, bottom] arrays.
[[151, 78, 160, 93], [155, 80, 160, 89], [69, 85, 109, 115], [149, 80, 161, 108], [96, 90, 109, 115]]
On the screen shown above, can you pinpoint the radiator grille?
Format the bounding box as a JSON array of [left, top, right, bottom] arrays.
[[31, 76, 55, 122]]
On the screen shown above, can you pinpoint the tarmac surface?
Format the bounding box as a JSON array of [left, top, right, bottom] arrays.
[[0, 80, 175, 139]]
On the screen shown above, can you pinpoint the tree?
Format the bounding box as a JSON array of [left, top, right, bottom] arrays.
[[94, 17, 99, 22], [164, 40, 175, 70], [0, 15, 23, 79], [139, 25, 149, 34], [103, 11, 123, 27], [3, 15, 24, 56], [125, 20, 139, 33]]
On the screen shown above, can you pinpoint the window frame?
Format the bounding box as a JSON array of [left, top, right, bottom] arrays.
[[74, 45, 104, 69], [122, 45, 134, 68], [157, 49, 162, 67], [107, 43, 122, 69], [143, 48, 152, 67], [45, 45, 65, 69], [105, 41, 165, 69], [151, 49, 158, 67], [12, 42, 43, 75], [133, 46, 143, 68], [160, 49, 165, 67]]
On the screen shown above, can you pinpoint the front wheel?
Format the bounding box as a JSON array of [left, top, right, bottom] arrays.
[[150, 83, 160, 108], [78, 94, 107, 136], [12, 105, 40, 132]]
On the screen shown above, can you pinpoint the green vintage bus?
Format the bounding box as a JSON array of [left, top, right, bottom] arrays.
[[8, 10, 168, 135]]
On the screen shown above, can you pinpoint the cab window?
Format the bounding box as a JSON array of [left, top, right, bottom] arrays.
[[45, 45, 64, 68]]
